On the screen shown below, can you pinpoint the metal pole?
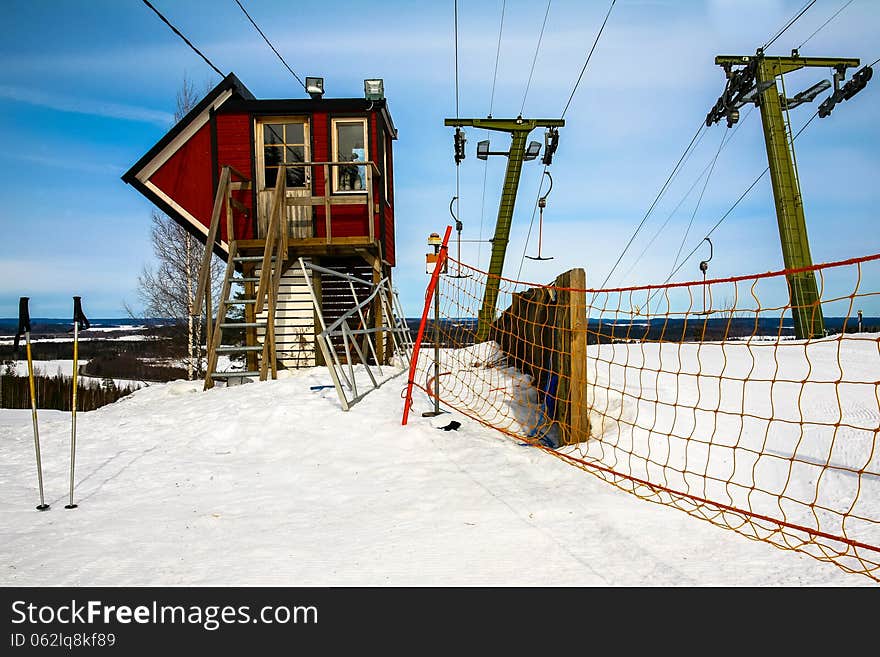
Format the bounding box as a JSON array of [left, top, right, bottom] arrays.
[[26, 331, 49, 511], [402, 226, 453, 425], [66, 319, 79, 509], [433, 243, 441, 415]]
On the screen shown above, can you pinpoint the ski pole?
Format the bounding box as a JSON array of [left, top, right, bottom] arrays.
[[15, 297, 49, 511], [66, 296, 89, 510]]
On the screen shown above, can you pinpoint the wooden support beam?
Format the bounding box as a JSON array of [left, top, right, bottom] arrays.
[[312, 257, 325, 366], [194, 166, 230, 317], [323, 164, 332, 244], [554, 268, 589, 446], [245, 266, 257, 372], [371, 255, 385, 364]]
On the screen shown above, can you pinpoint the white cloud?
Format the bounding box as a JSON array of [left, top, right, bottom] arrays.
[[0, 85, 173, 126]]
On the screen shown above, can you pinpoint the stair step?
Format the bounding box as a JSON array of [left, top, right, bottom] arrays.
[[216, 345, 264, 353], [229, 277, 260, 283], [209, 371, 260, 379], [225, 299, 257, 304], [234, 255, 276, 262], [220, 322, 266, 329]]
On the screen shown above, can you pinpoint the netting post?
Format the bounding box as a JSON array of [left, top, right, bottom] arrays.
[[402, 225, 453, 426], [554, 268, 589, 446]]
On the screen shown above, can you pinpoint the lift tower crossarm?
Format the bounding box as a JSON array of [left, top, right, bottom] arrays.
[[710, 53, 861, 340], [445, 118, 565, 131], [444, 117, 565, 340], [715, 55, 859, 72]]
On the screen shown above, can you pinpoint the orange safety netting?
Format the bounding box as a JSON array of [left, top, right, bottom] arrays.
[[407, 252, 880, 582]]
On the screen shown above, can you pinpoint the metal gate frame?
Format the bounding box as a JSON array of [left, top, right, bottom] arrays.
[[299, 258, 412, 410]]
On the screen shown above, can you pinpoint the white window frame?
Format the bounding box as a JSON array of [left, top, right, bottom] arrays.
[[331, 117, 368, 194], [255, 116, 311, 192]]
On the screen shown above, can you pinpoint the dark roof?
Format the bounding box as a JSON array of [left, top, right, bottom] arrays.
[[220, 97, 398, 140], [121, 72, 255, 185]]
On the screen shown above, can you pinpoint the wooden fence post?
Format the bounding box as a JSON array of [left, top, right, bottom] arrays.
[[554, 268, 589, 446]]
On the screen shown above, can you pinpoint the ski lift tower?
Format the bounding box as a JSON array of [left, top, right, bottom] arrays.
[[706, 49, 870, 339], [444, 116, 564, 340]]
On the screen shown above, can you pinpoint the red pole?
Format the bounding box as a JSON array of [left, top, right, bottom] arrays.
[[402, 225, 453, 425]]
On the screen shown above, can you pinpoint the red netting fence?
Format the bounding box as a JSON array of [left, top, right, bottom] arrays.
[[404, 251, 880, 581]]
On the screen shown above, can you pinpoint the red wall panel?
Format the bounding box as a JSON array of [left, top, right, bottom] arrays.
[[149, 124, 213, 234], [216, 112, 254, 241], [311, 111, 328, 195]]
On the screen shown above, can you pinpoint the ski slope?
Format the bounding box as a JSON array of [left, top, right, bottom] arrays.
[[0, 361, 872, 586]]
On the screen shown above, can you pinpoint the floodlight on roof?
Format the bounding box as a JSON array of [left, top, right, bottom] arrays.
[[305, 76, 324, 99], [364, 78, 384, 101]]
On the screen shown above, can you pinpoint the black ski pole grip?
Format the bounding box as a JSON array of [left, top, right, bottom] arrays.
[[73, 296, 90, 330], [14, 297, 30, 351]]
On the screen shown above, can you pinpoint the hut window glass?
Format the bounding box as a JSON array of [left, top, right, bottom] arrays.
[[262, 121, 307, 189], [332, 119, 367, 193]]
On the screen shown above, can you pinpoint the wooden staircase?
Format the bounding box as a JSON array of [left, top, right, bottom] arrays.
[[194, 166, 288, 389]]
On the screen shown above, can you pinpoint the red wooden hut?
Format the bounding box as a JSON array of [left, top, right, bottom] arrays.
[[123, 73, 398, 376]]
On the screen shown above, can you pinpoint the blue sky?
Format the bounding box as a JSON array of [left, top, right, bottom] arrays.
[[1, 0, 878, 318]]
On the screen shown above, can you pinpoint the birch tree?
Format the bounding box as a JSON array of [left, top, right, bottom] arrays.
[[129, 76, 224, 378]]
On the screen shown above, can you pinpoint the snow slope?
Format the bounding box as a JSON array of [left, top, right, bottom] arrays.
[[0, 365, 871, 586]]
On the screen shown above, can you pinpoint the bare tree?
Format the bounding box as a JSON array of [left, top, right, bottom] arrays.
[[127, 76, 224, 378]]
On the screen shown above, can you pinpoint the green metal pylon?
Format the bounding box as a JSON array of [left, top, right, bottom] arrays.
[[444, 117, 564, 340], [712, 52, 861, 339]]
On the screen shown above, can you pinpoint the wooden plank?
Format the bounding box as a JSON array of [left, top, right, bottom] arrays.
[[555, 268, 589, 446], [193, 166, 230, 317], [204, 279, 212, 371], [286, 196, 366, 207], [372, 257, 385, 364], [205, 241, 238, 390], [245, 267, 257, 372], [237, 237, 377, 249], [255, 173, 284, 308], [323, 164, 332, 244], [366, 166, 375, 243]]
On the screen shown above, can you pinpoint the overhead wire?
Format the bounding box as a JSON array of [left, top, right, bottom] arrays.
[[233, 0, 307, 91], [648, 109, 822, 300], [518, 0, 616, 278], [478, 0, 507, 270], [594, 121, 707, 292], [520, 0, 552, 116], [516, 165, 549, 280], [668, 127, 727, 278], [764, 0, 817, 50], [797, 0, 853, 50], [141, 0, 224, 77], [561, 0, 617, 118], [605, 0, 831, 293], [619, 104, 755, 285]]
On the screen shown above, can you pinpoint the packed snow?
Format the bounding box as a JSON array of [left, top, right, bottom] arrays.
[[1, 354, 873, 585]]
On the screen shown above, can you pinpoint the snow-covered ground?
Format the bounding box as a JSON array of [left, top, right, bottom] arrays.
[[420, 334, 880, 580], [5, 360, 145, 390], [0, 361, 872, 585], [0, 334, 155, 345]]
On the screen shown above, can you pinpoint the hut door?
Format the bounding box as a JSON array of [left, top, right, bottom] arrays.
[[256, 118, 312, 239]]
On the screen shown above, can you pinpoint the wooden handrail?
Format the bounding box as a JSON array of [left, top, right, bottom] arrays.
[[279, 160, 381, 175], [255, 171, 286, 307], [193, 166, 232, 318], [226, 165, 251, 181]]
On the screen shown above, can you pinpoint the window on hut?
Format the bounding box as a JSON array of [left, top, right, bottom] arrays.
[[332, 118, 367, 193], [263, 122, 307, 189]]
